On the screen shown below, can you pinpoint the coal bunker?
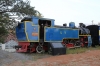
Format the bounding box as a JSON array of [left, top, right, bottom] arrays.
[[86, 25, 99, 47]]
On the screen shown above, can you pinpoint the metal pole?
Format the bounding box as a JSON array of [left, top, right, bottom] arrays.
[[92, 20, 94, 25]]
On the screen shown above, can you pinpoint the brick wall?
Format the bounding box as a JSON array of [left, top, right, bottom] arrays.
[[4, 33, 18, 43]]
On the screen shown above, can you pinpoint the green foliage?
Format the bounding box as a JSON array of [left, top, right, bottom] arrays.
[[0, 13, 10, 28], [0, 0, 43, 17], [0, 13, 8, 43], [0, 38, 5, 43], [11, 1, 36, 16], [0, 26, 8, 35], [0, 0, 43, 43]]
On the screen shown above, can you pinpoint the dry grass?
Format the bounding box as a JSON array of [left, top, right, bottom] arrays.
[[67, 46, 100, 54]]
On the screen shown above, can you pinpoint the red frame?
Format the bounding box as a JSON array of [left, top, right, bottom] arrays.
[[16, 42, 30, 52]]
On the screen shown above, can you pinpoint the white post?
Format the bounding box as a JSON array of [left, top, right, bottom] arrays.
[[2, 44, 5, 50]]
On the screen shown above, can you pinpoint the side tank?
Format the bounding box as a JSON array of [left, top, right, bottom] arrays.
[[15, 23, 27, 41], [69, 22, 75, 28]]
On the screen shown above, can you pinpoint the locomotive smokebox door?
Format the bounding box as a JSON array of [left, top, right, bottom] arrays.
[[48, 42, 66, 55]]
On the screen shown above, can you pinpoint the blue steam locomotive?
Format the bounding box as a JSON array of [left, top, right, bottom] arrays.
[[15, 16, 92, 55]]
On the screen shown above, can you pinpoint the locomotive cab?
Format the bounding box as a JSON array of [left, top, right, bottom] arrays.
[[18, 16, 53, 43], [38, 19, 51, 42]]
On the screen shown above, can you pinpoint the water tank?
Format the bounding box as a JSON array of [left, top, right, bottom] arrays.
[[69, 22, 75, 28]]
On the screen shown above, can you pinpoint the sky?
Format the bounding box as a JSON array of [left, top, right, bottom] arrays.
[[30, 0, 100, 26]]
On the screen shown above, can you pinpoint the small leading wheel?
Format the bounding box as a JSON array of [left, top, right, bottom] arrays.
[[36, 45, 43, 53]]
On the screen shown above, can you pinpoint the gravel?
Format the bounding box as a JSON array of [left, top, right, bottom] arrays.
[[0, 50, 33, 66], [1, 48, 100, 66]]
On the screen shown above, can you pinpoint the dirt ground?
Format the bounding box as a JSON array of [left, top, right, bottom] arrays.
[[2, 50, 100, 66]]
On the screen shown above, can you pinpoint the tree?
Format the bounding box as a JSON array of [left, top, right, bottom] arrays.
[[0, 0, 43, 28], [0, 0, 43, 43], [0, 0, 39, 16], [35, 10, 44, 18]]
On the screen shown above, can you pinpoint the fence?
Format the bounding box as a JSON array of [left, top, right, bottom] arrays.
[[0, 40, 18, 52]]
